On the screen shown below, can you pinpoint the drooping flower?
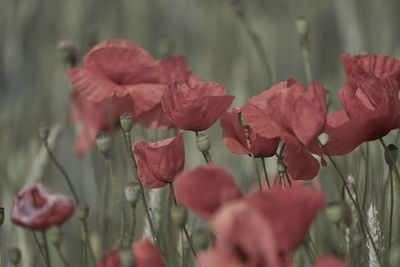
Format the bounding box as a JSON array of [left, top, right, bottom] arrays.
[[11, 183, 75, 231], [325, 53, 400, 155], [173, 165, 242, 219], [161, 80, 235, 131], [242, 79, 327, 180], [67, 39, 201, 130], [197, 187, 325, 267], [133, 132, 185, 188], [220, 107, 279, 157], [96, 239, 166, 267]]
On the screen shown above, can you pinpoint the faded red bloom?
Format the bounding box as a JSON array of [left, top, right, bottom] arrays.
[[197, 187, 325, 267], [173, 165, 242, 218], [11, 183, 75, 231], [96, 239, 166, 267], [67, 39, 201, 130], [242, 79, 327, 180], [220, 107, 279, 157], [161, 80, 235, 131], [313, 256, 349, 267], [325, 53, 400, 155], [133, 132, 185, 188]]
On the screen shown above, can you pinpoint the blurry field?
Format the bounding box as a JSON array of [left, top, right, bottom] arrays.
[[1, 0, 400, 266]]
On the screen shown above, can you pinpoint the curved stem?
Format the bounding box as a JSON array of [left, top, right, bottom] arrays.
[[31, 231, 46, 263], [388, 167, 394, 255], [123, 132, 158, 245], [42, 231, 51, 267], [128, 204, 137, 245], [55, 246, 72, 267], [104, 157, 126, 248], [44, 141, 79, 203], [317, 139, 382, 267], [170, 184, 197, 257], [260, 157, 271, 189], [243, 128, 262, 191]]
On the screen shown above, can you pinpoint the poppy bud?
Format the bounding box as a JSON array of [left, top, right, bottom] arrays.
[[47, 225, 62, 247], [0, 207, 4, 226], [193, 229, 209, 250], [196, 133, 210, 153], [237, 112, 248, 128], [171, 204, 188, 227], [38, 123, 49, 141], [296, 16, 309, 37], [120, 113, 133, 133], [8, 247, 21, 266], [325, 202, 344, 224], [96, 132, 112, 155], [124, 182, 141, 205], [277, 161, 286, 174], [384, 144, 398, 167], [119, 247, 135, 267], [77, 203, 89, 220]]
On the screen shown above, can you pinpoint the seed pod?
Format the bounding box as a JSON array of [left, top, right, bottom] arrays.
[[296, 16, 309, 37], [96, 132, 112, 155], [171, 204, 188, 227], [196, 133, 210, 153], [8, 247, 22, 266], [77, 203, 89, 220], [384, 144, 398, 167], [120, 113, 133, 133], [193, 229, 209, 250], [47, 225, 62, 247], [124, 182, 141, 205], [325, 202, 344, 224]]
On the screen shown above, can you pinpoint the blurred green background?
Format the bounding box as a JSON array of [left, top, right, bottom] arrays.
[[1, 0, 400, 266]]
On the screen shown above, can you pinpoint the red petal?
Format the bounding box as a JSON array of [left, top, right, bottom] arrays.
[[173, 165, 242, 218], [133, 239, 166, 267], [197, 250, 244, 267], [284, 141, 320, 180], [220, 108, 250, 155]]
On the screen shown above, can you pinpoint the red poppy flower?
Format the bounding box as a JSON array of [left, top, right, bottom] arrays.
[[96, 239, 166, 267], [71, 91, 132, 156], [67, 39, 201, 130], [11, 183, 75, 231], [161, 80, 235, 131], [133, 132, 185, 188], [242, 79, 327, 180], [173, 165, 242, 218], [220, 107, 279, 157], [197, 187, 325, 267], [325, 53, 400, 155], [313, 256, 349, 267]]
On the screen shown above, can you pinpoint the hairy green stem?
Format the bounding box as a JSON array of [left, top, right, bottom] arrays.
[[104, 157, 126, 248], [128, 204, 137, 245], [55, 246, 72, 267], [42, 232, 51, 267], [260, 157, 271, 189], [31, 231, 46, 264], [123, 132, 158, 245]]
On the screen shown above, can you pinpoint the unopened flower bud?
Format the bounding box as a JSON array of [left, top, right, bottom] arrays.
[[193, 229, 209, 250], [196, 133, 210, 153], [124, 182, 141, 205], [38, 124, 49, 141], [237, 112, 248, 128], [47, 225, 62, 247], [277, 161, 286, 174], [96, 132, 112, 155], [325, 202, 344, 224], [296, 16, 309, 37], [385, 144, 398, 167], [77, 203, 89, 220], [8, 247, 21, 265], [171, 204, 188, 227], [119, 247, 135, 267], [0, 207, 4, 226], [120, 113, 133, 133]]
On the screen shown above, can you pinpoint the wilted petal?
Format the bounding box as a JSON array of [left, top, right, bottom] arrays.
[[174, 165, 242, 218]]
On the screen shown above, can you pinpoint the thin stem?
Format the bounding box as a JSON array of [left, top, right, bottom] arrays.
[[44, 141, 79, 203], [301, 40, 312, 84], [0, 229, 2, 267], [123, 132, 158, 245], [194, 132, 211, 164], [170, 184, 197, 257], [42, 232, 51, 267], [31, 231, 46, 263], [243, 127, 262, 191], [336, 225, 350, 263], [378, 138, 400, 189], [104, 157, 126, 248], [388, 167, 394, 254], [80, 221, 87, 267], [305, 234, 318, 262], [362, 143, 370, 210], [55, 246, 72, 267], [181, 229, 185, 267], [317, 139, 382, 266], [128, 204, 137, 245], [260, 157, 271, 189], [284, 169, 292, 187]]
